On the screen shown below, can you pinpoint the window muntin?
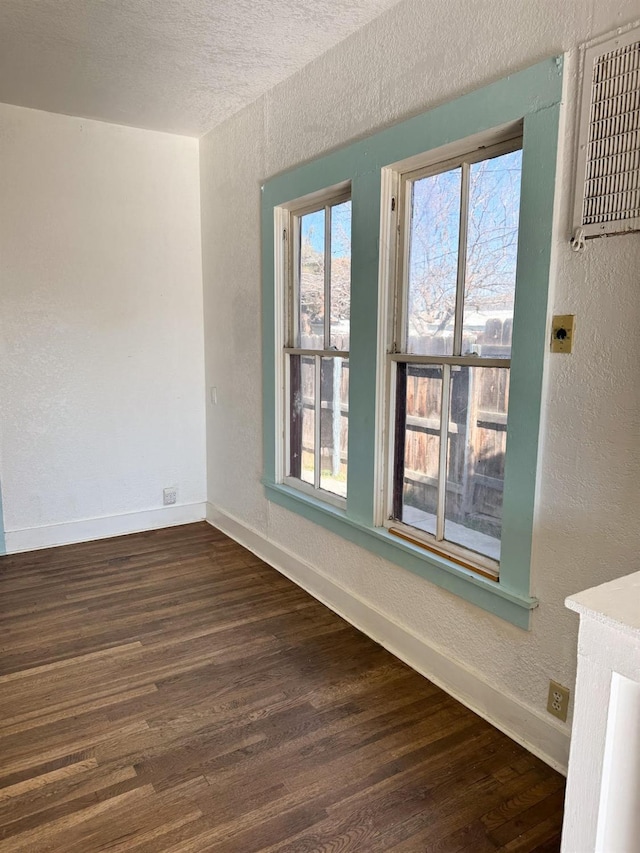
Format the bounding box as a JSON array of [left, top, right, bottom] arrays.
[[388, 142, 523, 573], [285, 193, 351, 503]]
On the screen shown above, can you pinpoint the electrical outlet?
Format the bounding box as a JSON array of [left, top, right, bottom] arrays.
[[551, 314, 575, 353], [163, 487, 177, 506], [547, 680, 570, 722]]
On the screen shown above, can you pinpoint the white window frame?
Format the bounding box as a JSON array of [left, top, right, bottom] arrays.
[[275, 182, 351, 511], [377, 129, 523, 578]]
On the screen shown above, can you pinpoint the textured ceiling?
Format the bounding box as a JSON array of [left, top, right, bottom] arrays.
[[0, 0, 403, 137]]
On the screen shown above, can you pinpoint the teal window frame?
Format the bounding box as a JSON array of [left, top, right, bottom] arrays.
[[262, 58, 564, 629]]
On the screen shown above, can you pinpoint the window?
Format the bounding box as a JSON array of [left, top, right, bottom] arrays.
[[386, 140, 523, 577], [262, 57, 563, 627], [283, 190, 352, 506]]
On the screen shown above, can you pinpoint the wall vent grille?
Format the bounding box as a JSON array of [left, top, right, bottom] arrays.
[[574, 26, 640, 238]]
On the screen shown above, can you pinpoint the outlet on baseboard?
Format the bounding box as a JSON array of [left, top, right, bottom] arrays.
[[163, 487, 178, 506], [547, 680, 570, 722]]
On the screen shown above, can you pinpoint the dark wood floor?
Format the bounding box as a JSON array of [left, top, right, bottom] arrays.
[[0, 522, 565, 852]]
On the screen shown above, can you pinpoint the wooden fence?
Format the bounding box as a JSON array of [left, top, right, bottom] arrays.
[[402, 362, 508, 539]]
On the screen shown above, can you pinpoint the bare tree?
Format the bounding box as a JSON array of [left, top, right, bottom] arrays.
[[297, 154, 521, 352], [406, 153, 521, 347], [299, 211, 351, 348]]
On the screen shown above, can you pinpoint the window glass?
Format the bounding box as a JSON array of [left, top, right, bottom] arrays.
[[462, 150, 522, 358], [299, 209, 325, 349], [398, 364, 443, 536], [289, 354, 316, 485], [330, 201, 351, 350], [320, 357, 349, 497], [444, 366, 509, 561], [406, 169, 461, 356]]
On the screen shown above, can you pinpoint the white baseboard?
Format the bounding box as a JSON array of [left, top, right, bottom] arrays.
[[206, 501, 570, 775], [5, 502, 207, 554]]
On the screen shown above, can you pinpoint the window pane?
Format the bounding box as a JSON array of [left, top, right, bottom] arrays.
[[462, 150, 522, 358], [320, 357, 349, 497], [406, 169, 461, 356], [330, 201, 351, 350], [398, 364, 443, 535], [299, 209, 325, 349], [289, 354, 316, 485], [444, 366, 509, 561]]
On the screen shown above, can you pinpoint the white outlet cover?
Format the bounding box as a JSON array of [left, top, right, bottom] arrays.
[[163, 487, 178, 506]]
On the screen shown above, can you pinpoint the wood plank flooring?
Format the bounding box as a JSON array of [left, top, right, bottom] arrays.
[[0, 522, 565, 851]]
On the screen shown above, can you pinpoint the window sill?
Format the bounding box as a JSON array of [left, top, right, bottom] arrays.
[[263, 480, 538, 629]]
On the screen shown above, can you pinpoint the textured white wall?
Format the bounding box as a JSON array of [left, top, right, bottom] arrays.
[[0, 0, 405, 136], [0, 103, 206, 541], [200, 0, 640, 751]]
